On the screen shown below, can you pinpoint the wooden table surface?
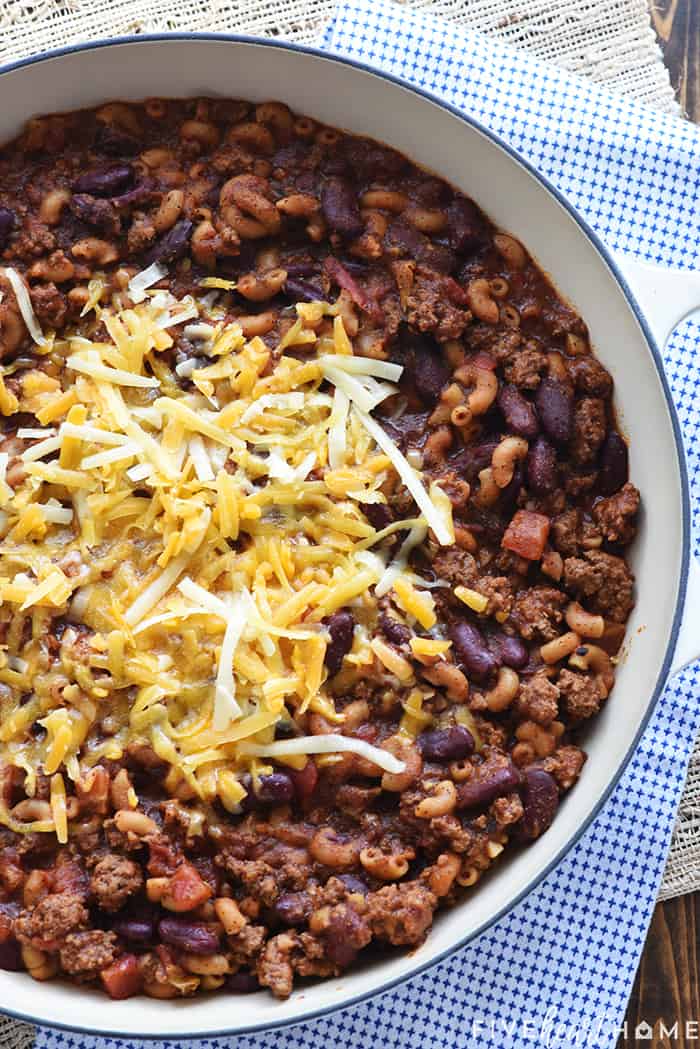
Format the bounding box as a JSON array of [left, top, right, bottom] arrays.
[[618, 5, 699, 1046]]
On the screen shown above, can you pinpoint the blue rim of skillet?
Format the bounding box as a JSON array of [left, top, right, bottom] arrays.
[[0, 31, 691, 1041]]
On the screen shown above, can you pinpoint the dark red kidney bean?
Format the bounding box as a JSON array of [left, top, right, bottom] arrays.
[[448, 441, 499, 483], [321, 177, 363, 237], [73, 163, 133, 197], [352, 143, 407, 181], [113, 917, 154, 943], [274, 892, 312, 927], [95, 126, 140, 156], [489, 632, 528, 669], [283, 261, 320, 278], [500, 461, 522, 514], [379, 613, 411, 647], [385, 218, 424, 258], [288, 759, 318, 802], [447, 196, 486, 254], [450, 621, 500, 681], [0, 207, 15, 249], [526, 436, 558, 495], [323, 905, 368, 967], [598, 431, 628, 495], [69, 194, 121, 235], [536, 378, 573, 445], [395, 327, 449, 405], [145, 218, 194, 266], [111, 178, 158, 209], [227, 970, 260, 993], [518, 768, 559, 840], [284, 277, 324, 302], [338, 873, 369, 895], [256, 772, 294, 805], [456, 762, 521, 810], [418, 724, 474, 762], [363, 502, 393, 531], [324, 609, 355, 676], [412, 349, 450, 405], [158, 918, 220, 955], [0, 938, 22, 972], [497, 385, 539, 438]]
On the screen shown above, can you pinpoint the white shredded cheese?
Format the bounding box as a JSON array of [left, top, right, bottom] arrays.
[[3, 267, 46, 346], [37, 502, 74, 525], [80, 443, 141, 470], [376, 523, 429, 598], [322, 363, 396, 414], [66, 355, 161, 389], [213, 596, 246, 730], [189, 436, 214, 482], [175, 359, 198, 379], [241, 393, 305, 425], [327, 386, 349, 470], [20, 435, 63, 462], [354, 408, 452, 546], [128, 262, 168, 304], [17, 428, 56, 440], [239, 734, 406, 774], [60, 423, 133, 447], [125, 549, 197, 626], [317, 355, 403, 382], [126, 463, 152, 483]]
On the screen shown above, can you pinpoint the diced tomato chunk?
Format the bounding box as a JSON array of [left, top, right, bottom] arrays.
[[502, 509, 550, 561], [101, 954, 142, 1000], [163, 862, 212, 912]]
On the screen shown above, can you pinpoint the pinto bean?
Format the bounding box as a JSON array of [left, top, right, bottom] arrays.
[[324, 609, 355, 676], [518, 768, 559, 839], [73, 164, 133, 197], [145, 218, 193, 266], [456, 762, 521, 809], [535, 378, 573, 445], [418, 725, 474, 762], [526, 436, 558, 494], [497, 384, 539, 438], [450, 621, 499, 681], [598, 430, 628, 495], [321, 177, 363, 237], [158, 918, 220, 955]]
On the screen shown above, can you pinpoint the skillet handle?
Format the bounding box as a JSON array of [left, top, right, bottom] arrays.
[[612, 252, 700, 677], [611, 253, 700, 348], [670, 556, 700, 677]]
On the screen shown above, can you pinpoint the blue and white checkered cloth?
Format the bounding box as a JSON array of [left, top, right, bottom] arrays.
[[35, 2, 700, 1046]]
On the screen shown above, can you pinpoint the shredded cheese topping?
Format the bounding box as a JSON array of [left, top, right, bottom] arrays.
[[0, 283, 455, 837]]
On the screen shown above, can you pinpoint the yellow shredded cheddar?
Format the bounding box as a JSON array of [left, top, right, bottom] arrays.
[[0, 286, 454, 840]]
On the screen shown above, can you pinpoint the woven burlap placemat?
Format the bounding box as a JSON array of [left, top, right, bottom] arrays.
[[0, 1, 691, 1044]]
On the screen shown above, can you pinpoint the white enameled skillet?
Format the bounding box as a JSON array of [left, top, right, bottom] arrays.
[[0, 34, 698, 1040]]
